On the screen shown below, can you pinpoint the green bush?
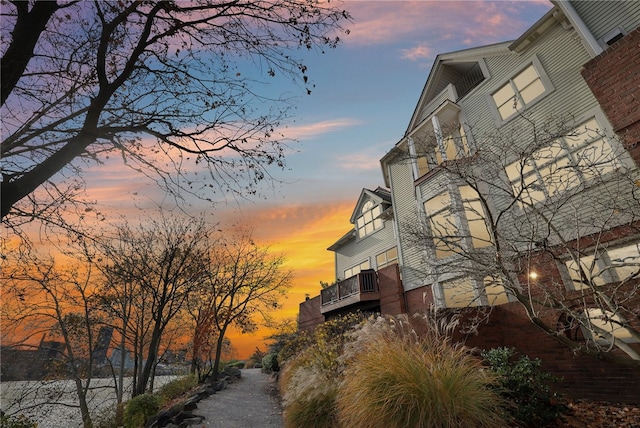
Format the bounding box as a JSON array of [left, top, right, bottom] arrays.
[[337, 317, 507, 428], [261, 353, 280, 373], [482, 347, 566, 427], [156, 374, 198, 404], [123, 394, 159, 428], [225, 360, 245, 369], [0, 414, 38, 428]]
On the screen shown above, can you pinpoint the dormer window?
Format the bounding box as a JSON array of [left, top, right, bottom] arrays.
[[356, 201, 383, 238]]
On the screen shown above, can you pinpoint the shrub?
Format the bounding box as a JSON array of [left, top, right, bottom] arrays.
[[262, 353, 280, 373], [93, 403, 125, 428], [156, 374, 198, 404], [280, 351, 340, 428], [123, 394, 159, 428], [0, 414, 37, 428], [279, 313, 366, 428], [482, 347, 566, 427], [337, 314, 508, 428], [225, 360, 245, 369]]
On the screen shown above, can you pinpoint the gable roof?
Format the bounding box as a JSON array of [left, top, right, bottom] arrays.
[[404, 41, 511, 136], [349, 186, 392, 224], [327, 186, 392, 251]]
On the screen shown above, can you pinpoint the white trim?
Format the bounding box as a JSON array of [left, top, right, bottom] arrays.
[[554, 1, 603, 57]]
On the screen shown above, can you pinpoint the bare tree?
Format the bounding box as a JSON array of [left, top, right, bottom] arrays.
[[190, 229, 292, 380], [1, 0, 351, 221], [1, 244, 105, 428], [100, 215, 213, 396], [403, 115, 640, 363]]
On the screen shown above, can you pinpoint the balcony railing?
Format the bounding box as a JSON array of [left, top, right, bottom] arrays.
[[321, 270, 378, 306]]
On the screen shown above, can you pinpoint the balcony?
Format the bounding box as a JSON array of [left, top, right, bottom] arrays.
[[320, 270, 379, 314]]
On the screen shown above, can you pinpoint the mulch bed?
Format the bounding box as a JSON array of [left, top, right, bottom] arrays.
[[554, 400, 640, 427]]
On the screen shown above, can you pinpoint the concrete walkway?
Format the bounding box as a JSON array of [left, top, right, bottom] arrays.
[[196, 368, 284, 427]]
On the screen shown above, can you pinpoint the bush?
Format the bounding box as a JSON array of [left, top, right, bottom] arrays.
[[337, 316, 507, 428], [261, 353, 280, 373], [0, 414, 37, 428], [93, 403, 125, 428], [156, 374, 198, 404], [279, 313, 366, 428], [482, 347, 566, 427], [225, 360, 245, 369], [123, 394, 159, 428]]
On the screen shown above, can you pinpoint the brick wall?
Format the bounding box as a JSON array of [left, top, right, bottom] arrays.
[[405, 284, 435, 313], [378, 264, 406, 315], [298, 295, 323, 332], [582, 27, 640, 165], [454, 303, 640, 403]]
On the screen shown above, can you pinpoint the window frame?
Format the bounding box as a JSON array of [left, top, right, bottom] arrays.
[[376, 247, 398, 270], [423, 185, 492, 260], [344, 259, 371, 280], [488, 56, 554, 125], [356, 201, 383, 239], [563, 242, 640, 291], [504, 115, 619, 207]]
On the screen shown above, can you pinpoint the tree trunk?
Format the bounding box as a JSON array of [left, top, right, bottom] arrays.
[[1, 1, 59, 106]]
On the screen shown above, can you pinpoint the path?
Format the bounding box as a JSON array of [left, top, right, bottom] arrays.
[[196, 368, 284, 427]]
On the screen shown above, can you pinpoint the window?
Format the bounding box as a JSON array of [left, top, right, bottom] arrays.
[[424, 186, 491, 259], [584, 308, 638, 344], [484, 276, 509, 305], [505, 118, 618, 206], [344, 260, 370, 279], [565, 242, 640, 290], [440, 276, 509, 308], [416, 155, 430, 177], [459, 186, 492, 248], [491, 63, 549, 121], [356, 201, 383, 238], [376, 247, 398, 269], [424, 191, 459, 259], [441, 277, 478, 308]]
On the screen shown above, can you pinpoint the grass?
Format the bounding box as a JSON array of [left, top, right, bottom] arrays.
[[337, 314, 508, 428]]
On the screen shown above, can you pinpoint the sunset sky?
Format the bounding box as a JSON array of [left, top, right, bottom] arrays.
[[11, 0, 554, 359]]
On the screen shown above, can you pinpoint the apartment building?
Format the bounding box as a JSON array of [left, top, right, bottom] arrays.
[[298, 1, 640, 401]]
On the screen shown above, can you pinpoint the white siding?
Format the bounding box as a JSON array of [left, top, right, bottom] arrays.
[[334, 220, 396, 278], [571, 0, 640, 42], [387, 157, 430, 290]]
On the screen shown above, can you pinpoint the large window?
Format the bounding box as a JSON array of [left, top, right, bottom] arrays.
[[565, 242, 640, 290], [344, 260, 371, 279], [424, 186, 491, 259], [376, 247, 398, 269], [505, 118, 618, 206], [356, 201, 383, 238], [459, 186, 492, 249], [440, 276, 509, 308], [424, 191, 458, 259], [491, 62, 549, 121]]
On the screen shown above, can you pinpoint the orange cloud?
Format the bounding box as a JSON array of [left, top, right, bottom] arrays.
[[217, 200, 355, 357]]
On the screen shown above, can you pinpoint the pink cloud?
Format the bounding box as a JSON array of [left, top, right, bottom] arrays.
[[281, 118, 361, 140], [401, 43, 433, 61], [343, 1, 552, 52]]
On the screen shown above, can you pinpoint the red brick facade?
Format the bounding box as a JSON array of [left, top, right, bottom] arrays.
[[298, 295, 323, 332], [378, 264, 407, 315], [582, 28, 640, 165]]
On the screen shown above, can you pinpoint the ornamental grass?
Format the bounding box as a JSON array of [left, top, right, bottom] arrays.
[[337, 314, 508, 428]]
